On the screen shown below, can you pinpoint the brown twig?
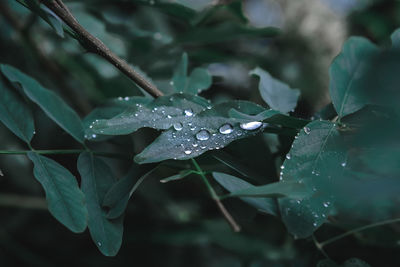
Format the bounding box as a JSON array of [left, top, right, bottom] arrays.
[[43, 0, 164, 98]]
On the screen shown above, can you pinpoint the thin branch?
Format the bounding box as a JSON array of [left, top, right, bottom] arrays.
[[319, 217, 400, 248], [43, 0, 164, 98], [191, 159, 241, 232], [0, 149, 131, 159]]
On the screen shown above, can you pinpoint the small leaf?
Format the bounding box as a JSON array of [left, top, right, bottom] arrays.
[[186, 67, 212, 94], [77, 152, 123, 256], [329, 37, 379, 118], [0, 79, 35, 143], [103, 165, 154, 219], [250, 67, 300, 113], [172, 53, 188, 92], [212, 172, 278, 216], [40, 4, 64, 37], [1, 64, 85, 143], [27, 152, 87, 233], [172, 53, 212, 94], [391, 28, 400, 48]]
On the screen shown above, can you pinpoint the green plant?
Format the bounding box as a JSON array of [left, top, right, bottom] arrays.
[[1, 1, 399, 266]]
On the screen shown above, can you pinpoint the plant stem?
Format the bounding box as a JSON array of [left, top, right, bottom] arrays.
[[319, 217, 400, 247], [191, 159, 241, 232], [0, 149, 131, 159], [43, 0, 164, 98]]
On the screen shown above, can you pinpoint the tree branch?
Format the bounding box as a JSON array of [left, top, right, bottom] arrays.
[[43, 0, 164, 98]]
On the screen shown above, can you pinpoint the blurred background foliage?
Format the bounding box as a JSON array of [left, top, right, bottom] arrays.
[[0, 0, 399, 266]]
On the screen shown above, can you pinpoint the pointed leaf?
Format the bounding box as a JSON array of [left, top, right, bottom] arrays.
[[0, 79, 35, 143], [212, 172, 278, 216], [250, 67, 300, 113], [134, 101, 265, 164], [160, 170, 194, 183], [279, 121, 347, 238], [1, 64, 84, 143], [27, 152, 87, 233], [77, 152, 123, 256], [329, 37, 379, 117]]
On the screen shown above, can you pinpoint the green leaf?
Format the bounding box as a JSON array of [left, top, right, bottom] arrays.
[[16, 0, 65, 37], [0, 79, 35, 143], [212, 172, 278, 216], [329, 37, 379, 118], [250, 67, 300, 113], [27, 152, 87, 233], [186, 67, 212, 94], [0, 64, 85, 143], [172, 53, 212, 94], [77, 152, 123, 256], [89, 94, 210, 135], [103, 166, 154, 219], [134, 101, 265, 164], [391, 28, 400, 48], [172, 53, 188, 92], [279, 120, 347, 238]]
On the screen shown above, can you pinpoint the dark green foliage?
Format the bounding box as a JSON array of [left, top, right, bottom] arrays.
[[1, 1, 399, 266], [27, 152, 88, 233]]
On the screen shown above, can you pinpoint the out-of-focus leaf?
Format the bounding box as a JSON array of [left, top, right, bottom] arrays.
[[103, 165, 154, 219], [172, 53, 212, 94], [27, 152, 87, 233], [391, 27, 400, 48], [186, 68, 212, 94], [177, 22, 280, 44], [329, 37, 379, 118], [16, 0, 65, 37], [0, 79, 35, 144], [172, 53, 188, 93], [212, 172, 278, 216], [89, 94, 210, 135], [134, 101, 265, 164], [279, 121, 346, 238], [40, 4, 64, 37], [0, 64, 85, 143], [250, 67, 300, 113], [77, 152, 123, 256]]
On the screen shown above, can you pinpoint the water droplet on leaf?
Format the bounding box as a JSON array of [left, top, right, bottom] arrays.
[[196, 130, 210, 141], [219, 123, 233, 134], [184, 109, 194, 117], [173, 123, 183, 131], [303, 127, 311, 135], [239, 121, 262, 130]]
